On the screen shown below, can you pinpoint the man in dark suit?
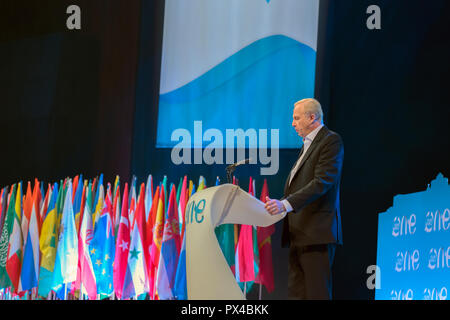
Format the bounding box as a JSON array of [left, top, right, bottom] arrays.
[[265, 98, 344, 300]]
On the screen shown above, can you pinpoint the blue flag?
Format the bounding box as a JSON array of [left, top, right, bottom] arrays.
[[173, 233, 187, 300], [89, 186, 115, 298]]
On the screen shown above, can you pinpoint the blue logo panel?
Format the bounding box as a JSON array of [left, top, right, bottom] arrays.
[[376, 173, 450, 300]]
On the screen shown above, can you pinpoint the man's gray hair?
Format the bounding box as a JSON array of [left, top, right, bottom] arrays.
[[295, 98, 323, 123]]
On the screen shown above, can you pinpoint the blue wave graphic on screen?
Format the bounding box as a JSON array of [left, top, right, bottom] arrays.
[[157, 35, 316, 148]]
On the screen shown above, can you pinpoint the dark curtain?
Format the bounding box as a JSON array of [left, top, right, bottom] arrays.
[[0, 0, 140, 187]]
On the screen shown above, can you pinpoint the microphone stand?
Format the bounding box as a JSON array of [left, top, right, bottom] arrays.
[[226, 165, 236, 184]]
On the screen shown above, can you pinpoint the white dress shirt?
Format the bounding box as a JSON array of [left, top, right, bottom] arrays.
[[282, 124, 323, 213]]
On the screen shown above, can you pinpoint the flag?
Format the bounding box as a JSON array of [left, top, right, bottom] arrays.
[[145, 185, 160, 299], [112, 175, 120, 231], [73, 174, 84, 234], [20, 182, 32, 251], [75, 182, 97, 300], [113, 183, 130, 300], [72, 175, 79, 201], [20, 181, 41, 291], [255, 178, 275, 293], [162, 176, 168, 211], [38, 183, 59, 297], [112, 182, 121, 237], [92, 174, 103, 212], [151, 184, 165, 298], [128, 175, 137, 227], [92, 179, 104, 228], [39, 184, 51, 233], [214, 177, 235, 273], [145, 174, 153, 222], [122, 183, 149, 299], [113, 176, 120, 200], [173, 232, 187, 300], [90, 183, 115, 297], [0, 184, 17, 289], [197, 176, 206, 191], [0, 187, 6, 236], [176, 177, 182, 205], [251, 178, 260, 289], [0, 186, 9, 239], [235, 225, 255, 284], [178, 176, 187, 242], [52, 181, 78, 296], [188, 180, 194, 198], [234, 177, 255, 288], [6, 182, 23, 293], [156, 184, 181, 299]]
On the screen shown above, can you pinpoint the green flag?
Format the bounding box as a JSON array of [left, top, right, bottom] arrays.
[[0, 184, 17, 289]]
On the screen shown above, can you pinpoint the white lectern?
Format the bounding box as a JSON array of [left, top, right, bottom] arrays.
[[185, 184, 286, 300]]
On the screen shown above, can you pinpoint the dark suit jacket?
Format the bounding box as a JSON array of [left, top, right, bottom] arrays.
[[281, 125, 344, 248]]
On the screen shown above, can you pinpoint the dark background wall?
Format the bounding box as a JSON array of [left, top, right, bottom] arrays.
[[0, 0, 449, 300]]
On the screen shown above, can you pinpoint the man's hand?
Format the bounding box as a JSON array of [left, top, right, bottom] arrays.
[[264, 196, 286, 215]]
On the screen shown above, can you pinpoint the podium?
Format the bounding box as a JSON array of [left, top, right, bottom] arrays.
[[185, 184, 286, 300]]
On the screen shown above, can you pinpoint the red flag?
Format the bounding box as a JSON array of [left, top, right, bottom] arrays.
[[155, 184, 181, 299], [134, 183, 150, 291], [235, 177, 255, 283], [21, 182, 33, 246], [178, 176, 188, 242], [113, 183, 130, 299], [255, 179, 275, 293]]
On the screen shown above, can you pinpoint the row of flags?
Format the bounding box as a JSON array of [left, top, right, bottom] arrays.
[[0, 173, 276, 300]]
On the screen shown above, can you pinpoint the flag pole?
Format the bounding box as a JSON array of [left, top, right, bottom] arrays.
[[259, 283, 262, 300]]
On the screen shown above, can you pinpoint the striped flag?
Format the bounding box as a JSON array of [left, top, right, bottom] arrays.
[[156, 184, 181, 299]]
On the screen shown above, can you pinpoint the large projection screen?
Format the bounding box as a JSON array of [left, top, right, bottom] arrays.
[[157, 0, 320, 149]]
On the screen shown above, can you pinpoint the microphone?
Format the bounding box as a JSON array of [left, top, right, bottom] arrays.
[[226, 158, 252, 183], [226, 158, 252, 170]]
